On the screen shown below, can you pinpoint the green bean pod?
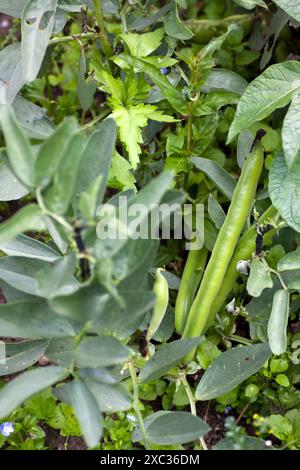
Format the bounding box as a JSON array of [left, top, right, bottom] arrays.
[[175, 247, 208, 335], [183, 143, 264, 355], [205, 206, 277, 328], [146, 268, 169, 343]]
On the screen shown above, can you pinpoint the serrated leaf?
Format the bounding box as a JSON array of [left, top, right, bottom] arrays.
[[59, 380, 103, 448], [0, 105, 35, 187], [0, 340, 48, 376], [0, 43, 24, 104], [269, 150, 300, 233], [272, 0, 300, 21], [0, 301, 75, 338], [133, 411, 209, 445], [228, 61, 300, 143], [267, 289, 289, 355], [282, 91, 300, 168], [22, 0, 58, 82], [196, 343, 272, 400], [0, 366, 66, 418], [0, 205, 46, 245], [139, 337, 201, 383], [0, 235, 60, 262], [121, 28, 164, 58], [191, 157, 236, 200]]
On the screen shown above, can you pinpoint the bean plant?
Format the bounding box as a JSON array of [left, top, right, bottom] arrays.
[[0, 0, 300, 451]]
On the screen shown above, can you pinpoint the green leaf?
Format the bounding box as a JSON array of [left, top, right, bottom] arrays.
[[0, 234, 61, 262], [208, 194, 226, 229], [108, 151, 136, 191], [278, 248, 300, 271], [196, 343, 272, 400], [34, 117, 78, 188], [12, 96, 55, 140], [269, 151, 300, 233], [0, 163, 29, 201], [0, 301, 75, 338], [0, 205, 46, 245], [44, 133, 86, 214], [113, 104, 176, 168], [213, 436, 270, 450], [164, 1, 194, 40], [0, 43, 24, 104], [228, 61, 300, 143], [202, 68, 248, 96], [0, 340, 48, 376], [82, 382, 131, 412], [76, 336, 132, 368], [133, 411, 209, 445], [272, 0, 300, 21], [36, 254, 77, 298], [0, 105, 35, 187], [0, 0, 27, 17], [233, 0, 267, 10], [191, 157, 236, 200], [121, 28, 164, 58], [0, 256, 52, 295], [282, 91, 300, 168], [247, 258, 273, 297], [0, 366, 66, 418], [21, 0, 58, 82], [78, 175, 103, 222], [275, 373, 290, 387], [77, 48, 97, 111], [74, 119, 117, 207], [139, 337, 202, 383], [61, 380, 103, 448], [267, 289, 290, 355]]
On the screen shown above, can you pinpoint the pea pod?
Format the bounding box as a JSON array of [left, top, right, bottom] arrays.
[[206, 206, 277, 327], [246, 258, 273, 297], [175, 247, 208, 335], [267, 289, 290, 355], [146, 268, 169, 343], [183, 142, 264, 356]]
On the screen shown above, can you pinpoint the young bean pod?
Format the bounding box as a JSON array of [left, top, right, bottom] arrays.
[[183, 142, 264, 358], [175, 247, 208, 335], [146, 268, 169, 343]]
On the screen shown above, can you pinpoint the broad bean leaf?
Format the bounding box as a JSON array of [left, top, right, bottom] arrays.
[[0, 105, 35, 187], [201, 69, 248, 96], [0, 366, 66, 419], [208, 194, 226, 229], [278, 248, 300, 271], [269, 151, 300, 233], [77, 48, 97, 111], [22, 0, 58, 82], [272, 0, 300, 21], [0, 235, 60, 262], [233, 0, 267, 9], [12, 96, 55, 140], [0, 43, 24, 104], [75, 336, 132, 368], [228, 61, 300, 143], [133, 411, 209, 445], [0, 339, 48, 376], [0, 0, 27, 17], [139, 337, 201, 383], [191, 157, 236, 200], [0, 205, 46, 245], [196, 343, 272, 400], [247, 258, 273, 297], [282, 91, 300, 168], [213, 436, 270, 450], [0, 300, 75, 338], [36, 254, 78, 298], [0, 163, 29, 201], [79, 382, 131, 412]]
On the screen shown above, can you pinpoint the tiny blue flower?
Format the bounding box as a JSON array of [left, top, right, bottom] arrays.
[[160, 67, 168, 75], [225, 406, 232, 414], [0, 422, 14, 437]]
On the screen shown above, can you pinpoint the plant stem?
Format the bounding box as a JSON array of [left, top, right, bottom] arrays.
[[93, 0, 113, 57], [228, 335, 254, 346], [80, 109, 111, 132], [128, 362, 148, 443], [181, 376, 208, 451], [36, 187, 73, 233], [49, 32, 97, 46]]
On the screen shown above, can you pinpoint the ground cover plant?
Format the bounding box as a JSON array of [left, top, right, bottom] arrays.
[[0, 0, 300, 451]]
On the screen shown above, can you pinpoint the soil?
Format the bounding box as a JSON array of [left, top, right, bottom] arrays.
[[40, 423, 87, 451]]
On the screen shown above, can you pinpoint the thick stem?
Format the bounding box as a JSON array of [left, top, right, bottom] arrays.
[[93, 0, 113, 57]]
